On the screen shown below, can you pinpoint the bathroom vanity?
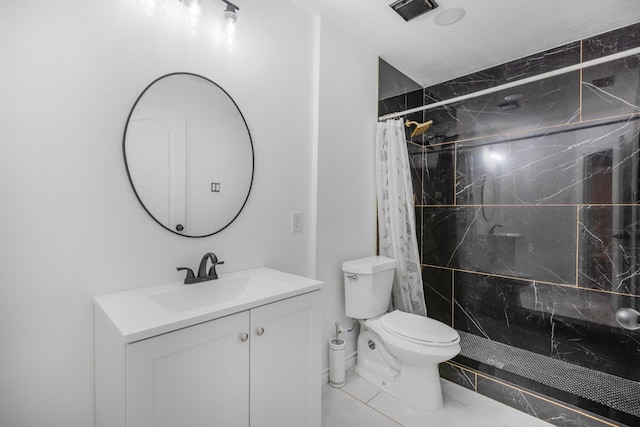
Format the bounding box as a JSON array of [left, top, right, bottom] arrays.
[[94, 268, 322, 427]]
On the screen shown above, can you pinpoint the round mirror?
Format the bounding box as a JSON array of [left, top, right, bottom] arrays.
[[123, 73, 254, 237]]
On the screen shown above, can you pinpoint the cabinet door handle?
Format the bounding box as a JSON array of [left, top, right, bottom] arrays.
[[240, 333, 249, 342], [256, 327, 265, 336]]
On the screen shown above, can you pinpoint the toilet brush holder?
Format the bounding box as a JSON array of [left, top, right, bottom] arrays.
[[329, 337, 346, 388]]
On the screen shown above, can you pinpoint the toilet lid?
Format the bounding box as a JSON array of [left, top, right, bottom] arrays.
[[380, 310, 459, 344]]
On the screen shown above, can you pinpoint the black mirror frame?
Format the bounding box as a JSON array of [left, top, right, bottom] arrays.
[[123, 72, 254, 238]]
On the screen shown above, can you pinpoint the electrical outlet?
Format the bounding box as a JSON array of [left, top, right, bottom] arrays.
[[291, 211, 302, 233]]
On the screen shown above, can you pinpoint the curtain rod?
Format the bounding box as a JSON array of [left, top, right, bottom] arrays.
[[378, 46, 640, 122]]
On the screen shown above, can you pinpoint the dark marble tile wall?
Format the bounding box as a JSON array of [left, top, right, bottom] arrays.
[[425, 42, 581, 102], [382, 22, 640, 427], [453, 271, 640, 382], [582, 55, 640, 121], [580, 205, 640, 294], [379, 88, 424, 142], [583, 22, 640, 61], [438, 362, 621, 427], [421, 206, 577, 283]]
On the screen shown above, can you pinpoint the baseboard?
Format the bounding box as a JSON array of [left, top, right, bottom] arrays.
[[322, 351, 357, 385]]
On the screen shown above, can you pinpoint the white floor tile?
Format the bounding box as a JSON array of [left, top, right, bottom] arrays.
[[340, 368, 381, 403], [367, 380, 552, 427], [322, 384, 401, 427], [322, 368, 553, 427]]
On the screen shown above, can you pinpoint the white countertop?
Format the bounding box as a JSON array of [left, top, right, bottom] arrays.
[[94, 267, 322, 343]]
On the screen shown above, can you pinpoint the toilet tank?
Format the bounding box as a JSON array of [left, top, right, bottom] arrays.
[[343, 256, 396, 319]]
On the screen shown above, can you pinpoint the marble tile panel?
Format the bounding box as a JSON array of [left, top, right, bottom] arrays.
[[416, 142, 455, 205], [422, 206, 576, 284], [451, 71, 580, 140], [457, 131, 581, 206], [475, 205, 576, 284], [456, 118, 640, 205], [454, 273, 549, 349], [421, 206, 474, 269], [454, 354, 637, 427], [582, 55, 640, 121], [425, 43, 580, 102], [454, 354, 598, 412], [456, 332, 640, 426], [439, 362, 476, 391], [423, 266, 453, 326], [379, 89, 424, 139], [378, 90, 418, 118], [579, 205, 640, 295], [379, 93, 405, 118], [404, 89, 425, 142], [379, 58, 422, 101], [417, 105, 459, 146], [582, 22, 640, 62], [453, 272, 640, 382], [379, 89, 423, 129], [415, 207, 424, 262], [407, 142, 424, 203], [476, 376, 619, 427]]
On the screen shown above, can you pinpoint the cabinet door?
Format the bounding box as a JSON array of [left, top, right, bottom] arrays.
[[250, 291, 321, 427], [126, 311, 250, 427]]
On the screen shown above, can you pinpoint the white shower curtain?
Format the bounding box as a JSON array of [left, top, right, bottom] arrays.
[[376, 119, 427, 316]]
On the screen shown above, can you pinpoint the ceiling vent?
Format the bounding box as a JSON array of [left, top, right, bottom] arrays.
[[390, 0, 439, 22]]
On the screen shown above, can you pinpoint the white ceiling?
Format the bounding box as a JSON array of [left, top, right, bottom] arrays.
[[288, 0, 640, 88]]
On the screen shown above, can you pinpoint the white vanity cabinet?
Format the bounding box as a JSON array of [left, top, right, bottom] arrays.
[[126, 310, 251, 427], [94, 268, 322, 427]]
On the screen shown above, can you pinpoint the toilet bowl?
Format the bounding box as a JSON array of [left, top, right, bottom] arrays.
[[355, 310, 460, 410], [343, 256, 460, 411]]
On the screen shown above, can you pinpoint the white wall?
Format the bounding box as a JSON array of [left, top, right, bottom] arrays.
[[313, 16, 378, 368], [0, 1, 378, 425], [0, 1, 319, 426]]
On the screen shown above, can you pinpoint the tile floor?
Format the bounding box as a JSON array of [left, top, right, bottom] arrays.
[[322, 368, 552, 426]]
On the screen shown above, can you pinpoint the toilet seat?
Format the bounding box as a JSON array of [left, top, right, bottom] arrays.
[[379, 310, 459, 346]]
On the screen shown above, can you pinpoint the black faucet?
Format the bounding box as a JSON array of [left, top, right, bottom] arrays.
[[198, 252, 225, 280], [489, 224, 503, 234], [176, 252, 225, 285]]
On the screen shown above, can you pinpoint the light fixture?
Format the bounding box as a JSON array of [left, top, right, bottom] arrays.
[[180, 0, 206, 36], [483, 147, 505, 172], [434, 7, 465, 26], [138, 0, 166, 16], [222, 0, 239, 47], [503, 93, 524, 102]]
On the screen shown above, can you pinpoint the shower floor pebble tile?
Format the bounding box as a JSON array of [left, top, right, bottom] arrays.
[[322, 369, 552, 427]]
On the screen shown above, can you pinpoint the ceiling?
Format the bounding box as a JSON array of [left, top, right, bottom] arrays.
[[288, 0, 640, 91]]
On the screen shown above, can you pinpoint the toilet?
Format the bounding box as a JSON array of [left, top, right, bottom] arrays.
[[343, 256, 460, 411]]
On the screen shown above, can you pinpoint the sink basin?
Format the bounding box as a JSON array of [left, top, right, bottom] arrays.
[[93, 267, 322, 343], [149, 273, 288, 312]]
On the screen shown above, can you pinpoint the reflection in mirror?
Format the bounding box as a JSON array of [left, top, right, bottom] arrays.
[[124, 73, 254, 237]]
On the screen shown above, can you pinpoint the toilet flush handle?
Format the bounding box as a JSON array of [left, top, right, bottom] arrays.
[[346, 274, 358, 280]]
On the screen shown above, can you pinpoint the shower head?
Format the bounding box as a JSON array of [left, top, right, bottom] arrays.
[[405, 120, 433, 138]]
